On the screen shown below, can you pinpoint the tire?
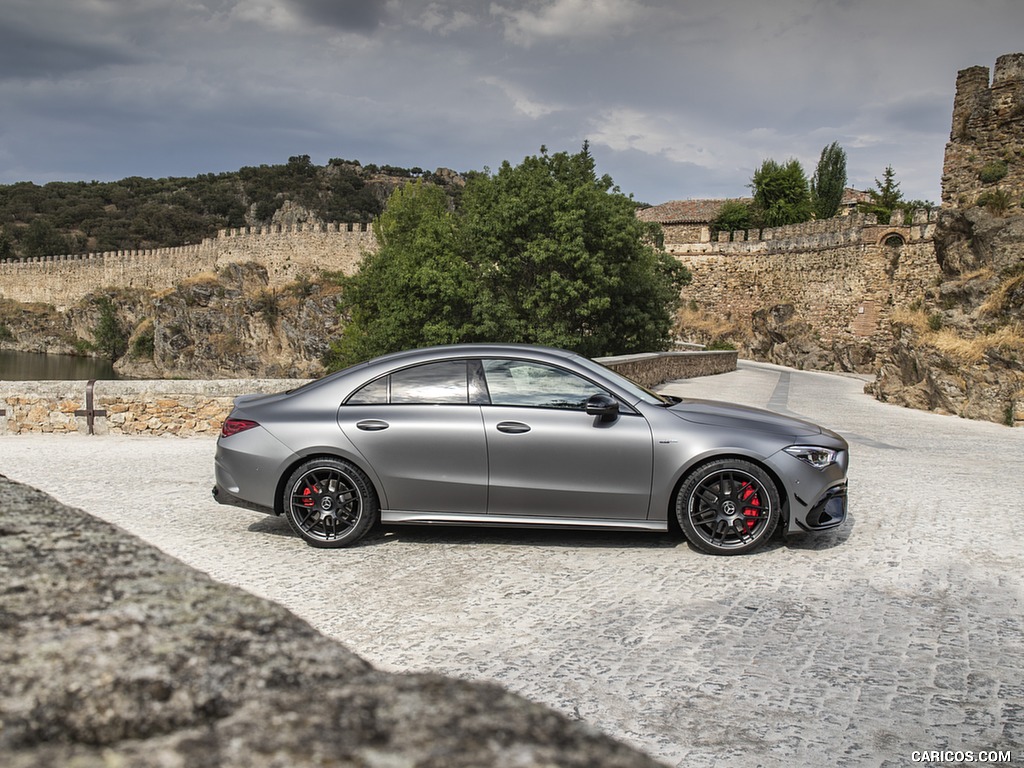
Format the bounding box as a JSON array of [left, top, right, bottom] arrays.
[[282, 458, 378, 548], [675, 459, 780, 555]]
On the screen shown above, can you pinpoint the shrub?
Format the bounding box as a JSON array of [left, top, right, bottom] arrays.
[[255, 290, 281, 328], [130, 321, 155, 358], [978, 160, 1008, 184], [977, 188, 1013, 215]]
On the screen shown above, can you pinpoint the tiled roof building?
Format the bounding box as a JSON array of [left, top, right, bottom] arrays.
[[636, 199, 751, 246]]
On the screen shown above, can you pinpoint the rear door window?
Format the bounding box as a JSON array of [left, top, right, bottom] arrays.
[[347, 360, 469, 405]]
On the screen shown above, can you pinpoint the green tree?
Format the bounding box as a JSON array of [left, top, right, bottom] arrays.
[[860, 165, 903, 224], [461, 144, 689, 357], [710, 200, 752, 237], [810, 142, 847, 220], [22, 218, 69, 258], [327, 180, 476, 367], [750, 158, 812, 228], [0, 227, 12, 260], [91, 297, 128, 362], [327, 145, 690, 368]]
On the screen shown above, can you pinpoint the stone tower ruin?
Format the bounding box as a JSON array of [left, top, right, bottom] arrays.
[[942, 52, 1024, 208]]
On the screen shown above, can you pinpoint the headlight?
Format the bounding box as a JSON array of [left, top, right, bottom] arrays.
[[783, 445, 837, 469]]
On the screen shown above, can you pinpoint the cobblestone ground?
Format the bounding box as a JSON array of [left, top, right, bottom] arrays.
[[1, 361, 1022, 767]]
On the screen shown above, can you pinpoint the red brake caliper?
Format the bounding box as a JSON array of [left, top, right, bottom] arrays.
[[740, 482, 761, 528], [302, 485, 318, 507]]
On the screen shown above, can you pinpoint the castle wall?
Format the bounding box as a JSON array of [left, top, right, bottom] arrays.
[[0, 223, 376, 309], [212, 223, 374, 285], [0, 245, 216, 308], [671, 212, 941, 347]]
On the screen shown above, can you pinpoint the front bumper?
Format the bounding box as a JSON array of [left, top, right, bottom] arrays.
[[795, 483, 848, 532]]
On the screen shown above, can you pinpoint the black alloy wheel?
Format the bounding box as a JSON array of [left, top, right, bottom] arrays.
[[283, 458, 378, 548], [675, 459, 780, 555]]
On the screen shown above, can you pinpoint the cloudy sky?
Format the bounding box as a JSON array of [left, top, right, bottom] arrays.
[[1, 0, 1022, 206]]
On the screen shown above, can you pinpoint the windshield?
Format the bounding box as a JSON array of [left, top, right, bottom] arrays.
[[573, 355, 673, 406]]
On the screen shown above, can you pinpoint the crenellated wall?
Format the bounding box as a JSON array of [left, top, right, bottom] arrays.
[[670, 210, 941, 349], [0, 222, 376, 309]]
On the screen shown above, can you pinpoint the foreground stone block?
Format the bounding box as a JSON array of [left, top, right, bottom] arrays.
[[0, 476, 663, 768]]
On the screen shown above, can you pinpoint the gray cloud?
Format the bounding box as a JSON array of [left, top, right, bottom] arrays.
[[0, 0, 1021, 204], [0, 18, 137, 80], [285, 0, 389, 31]]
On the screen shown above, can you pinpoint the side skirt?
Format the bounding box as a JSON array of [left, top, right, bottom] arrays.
[[380, 510, 667, 533]]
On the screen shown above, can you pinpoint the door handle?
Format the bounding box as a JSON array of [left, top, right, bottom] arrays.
[[356, 419, 390, 431], [496, 421, 531, 434]]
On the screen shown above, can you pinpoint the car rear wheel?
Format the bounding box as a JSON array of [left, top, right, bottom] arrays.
[[283, 458, 378, 548], [675, 459, 780, 555]]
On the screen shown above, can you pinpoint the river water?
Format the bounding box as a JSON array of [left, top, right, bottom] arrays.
[[0, 350, 118, 381]]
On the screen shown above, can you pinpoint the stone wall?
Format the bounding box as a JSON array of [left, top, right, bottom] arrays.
[[942, 53, 1024, 208], [672, 212, 941, 348], [0, 379, 300, 436], [0, 223, 375, 309], [600, 350, 738, 388], [0, 352, 729, 435]]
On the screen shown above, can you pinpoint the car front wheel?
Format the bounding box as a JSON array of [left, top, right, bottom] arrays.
[[283, 458, 378, 548], [675, 459, 780, 555]]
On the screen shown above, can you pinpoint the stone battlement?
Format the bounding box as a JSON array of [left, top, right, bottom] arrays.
[[667, 210, 937, 257], [0, 224, 376, 308]]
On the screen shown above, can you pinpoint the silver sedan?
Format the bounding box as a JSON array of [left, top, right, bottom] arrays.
[[213, 344, 848, 555]]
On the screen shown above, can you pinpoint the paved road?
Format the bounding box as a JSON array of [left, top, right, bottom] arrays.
[[2, 361, 1022, 767]]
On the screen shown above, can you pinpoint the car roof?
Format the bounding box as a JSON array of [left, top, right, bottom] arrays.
[[363, 343, 579, 368]]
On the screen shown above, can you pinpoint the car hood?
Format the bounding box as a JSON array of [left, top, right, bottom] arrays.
[[666, 398, 824, 437]]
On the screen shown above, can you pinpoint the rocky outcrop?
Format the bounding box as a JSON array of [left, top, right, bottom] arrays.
[[0, 264, 342, 379], [116, 262, 340, 379], [747, 304, 877, 373], [866, 208, 1024, 426], [0, 299, 83, 356], [0, 475, 663, 768]]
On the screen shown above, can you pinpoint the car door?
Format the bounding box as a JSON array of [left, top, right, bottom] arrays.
[[338, 359, 488, 514], [479, 358, 654, 520]]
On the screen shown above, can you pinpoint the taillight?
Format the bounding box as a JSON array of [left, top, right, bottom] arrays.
[[221, 418, 260, 438]]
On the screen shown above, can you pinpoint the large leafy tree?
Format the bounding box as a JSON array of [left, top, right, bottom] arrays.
[[328, 180, 476, 367], [750, 158, 813, 228], [461, 145, 689, 357], [328, 145, 689, 368], [810, 142, 847, 220]]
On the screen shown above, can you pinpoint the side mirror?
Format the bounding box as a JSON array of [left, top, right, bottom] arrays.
[[585, 393, 619, 422]]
